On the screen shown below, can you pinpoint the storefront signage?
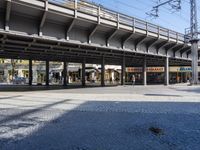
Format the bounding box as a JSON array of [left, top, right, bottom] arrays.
[[170, 66, 200, 72], [126, 67, 143, 73], [127, 66, 200, 73], [179, 67, 192, 72], [147, 67, 164, 72], [126, 67, 165, 73]]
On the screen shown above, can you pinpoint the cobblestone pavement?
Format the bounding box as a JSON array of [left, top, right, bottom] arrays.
[[0, 85, 200, 150]]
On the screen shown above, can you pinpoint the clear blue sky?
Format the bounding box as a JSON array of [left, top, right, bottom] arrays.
[[87, 0, 200, 34]]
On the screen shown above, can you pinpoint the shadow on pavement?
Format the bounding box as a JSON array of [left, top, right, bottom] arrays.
[[170, 86, 200, 94], [0, 99, 71, 125], [0, 84, 119, 92], [1, 100, 200, 150], [0, 95, 23, 100], [144, 94, 182, 97]]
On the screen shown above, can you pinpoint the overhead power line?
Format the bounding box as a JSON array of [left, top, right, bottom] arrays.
[[146, 0, 181, 18], [147, 0, 200, 85]]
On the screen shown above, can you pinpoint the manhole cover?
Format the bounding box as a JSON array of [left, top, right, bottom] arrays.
[[149, 127, 164, 136]]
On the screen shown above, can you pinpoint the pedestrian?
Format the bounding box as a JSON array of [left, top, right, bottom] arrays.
[[132, 75, 135, 85]]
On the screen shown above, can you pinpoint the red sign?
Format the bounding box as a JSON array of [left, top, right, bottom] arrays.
[[126, 67, 143, 73], [147, 67, 164, 72]]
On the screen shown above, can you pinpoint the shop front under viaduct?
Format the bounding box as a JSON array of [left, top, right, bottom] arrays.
[[0, 0, 199, 87]]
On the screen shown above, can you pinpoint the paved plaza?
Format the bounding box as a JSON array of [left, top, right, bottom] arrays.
[[0, 85, 200, 150]]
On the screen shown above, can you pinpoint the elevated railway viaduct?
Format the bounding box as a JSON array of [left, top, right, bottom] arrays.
[[0, 0, 199, 86]]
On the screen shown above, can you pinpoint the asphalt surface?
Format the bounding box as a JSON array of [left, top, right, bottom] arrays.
[[0, 85, 200, 150]]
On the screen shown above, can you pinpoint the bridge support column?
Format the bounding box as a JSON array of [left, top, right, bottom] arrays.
[[63, 61, 67, 86], [82, 59, 86, 87], [101, 56, 105, 87], [121, 56, 125, 85], [191, 40, 199, 84], [165, 57, 169, 86], [143, 57, 147, 86], [29, 59, 32, 86], [46, 60, 49, 86], [66, 63, 69, 85]]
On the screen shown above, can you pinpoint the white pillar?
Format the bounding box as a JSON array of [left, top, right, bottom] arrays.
[[121, 56, 125, 85], [165, 57, 169, 86], [101, 56, 105, 86], [143, 57, 147, 86]]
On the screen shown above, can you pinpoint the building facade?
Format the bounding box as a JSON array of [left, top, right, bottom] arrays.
[[1, 59, 199, 85]]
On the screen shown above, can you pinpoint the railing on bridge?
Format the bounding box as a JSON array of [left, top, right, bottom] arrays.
[[48, 0, 185, 42]]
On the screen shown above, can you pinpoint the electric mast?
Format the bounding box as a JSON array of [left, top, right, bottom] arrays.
[[190, 0, 199, 84], [147, 0, 199, 84]]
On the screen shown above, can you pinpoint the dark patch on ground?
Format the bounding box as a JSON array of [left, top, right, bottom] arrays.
[[149, 127, 164, 136]]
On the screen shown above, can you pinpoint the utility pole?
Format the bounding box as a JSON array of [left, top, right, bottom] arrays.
[[147, 0, 199, 85]]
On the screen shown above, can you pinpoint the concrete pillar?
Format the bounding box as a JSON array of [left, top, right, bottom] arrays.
[[101, 56, 105, 86], [82, 59, 86, 86], [165, 57, 169, 86], [29, 59, 32, 86], [66, 63, 69, 84], [63, 61, 67, 86], [143, 57, 147, 86], [121, 56, 125, 85], [46, 60, 49, 86], [191, 40, 199, 84]]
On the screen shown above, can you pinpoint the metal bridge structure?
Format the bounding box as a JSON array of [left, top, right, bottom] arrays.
[[0, 0, 199, 86]]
